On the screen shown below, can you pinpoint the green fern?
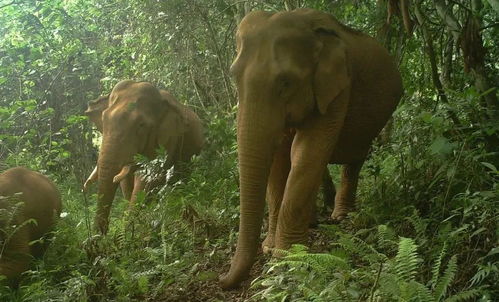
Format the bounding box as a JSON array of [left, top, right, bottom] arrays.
[[394, 237, 421, 282], [431, 241, 448, 288], [409, 280, 436, 302], [406, 209, 428, 245], [377, 224, 397, 251], [444, 288, 483, 302], [470, 262, 498, 286], [337, 234, 387, 264], [434, 255, 458, 301], [269, 245, 349, 275]]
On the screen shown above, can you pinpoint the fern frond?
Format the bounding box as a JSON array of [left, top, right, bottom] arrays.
[[269, 247, 349, 277], [470, 262, 497, 286], [406, 209, 428, 242], [434, 255, 458, 301], [410, 280, 436, 302], [377, 272, 401, 298], [285, 252, 349, 272], [444, 288, 483, 302], [394, 237, 420, 282], [377, 224, 397, 251], [338, 234, 387, 264], [431, 241, 448, 288]]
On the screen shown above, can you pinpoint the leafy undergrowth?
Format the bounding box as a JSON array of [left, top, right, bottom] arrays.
[[1, 105, 498, 301], [1, 106, 499, 301]]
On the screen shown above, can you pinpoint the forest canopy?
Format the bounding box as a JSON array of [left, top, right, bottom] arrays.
[[0, 0, 498, 301]]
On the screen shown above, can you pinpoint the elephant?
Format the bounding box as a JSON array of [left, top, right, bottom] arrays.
[[92, 80, 204, 234], [220, 8, 403, 289], [84, 94, 134, 200], [0, 167, 62, 283]]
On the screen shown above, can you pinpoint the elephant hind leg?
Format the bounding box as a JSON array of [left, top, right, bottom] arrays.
[[309, 169, 336, 228], [331, 162, 363, 221], [262, 133, 292, 253], [129, 175, 146, 209], [322, 168, 336, 212]]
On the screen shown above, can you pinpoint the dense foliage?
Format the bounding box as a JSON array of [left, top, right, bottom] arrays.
[[0, 0, 497, 301]]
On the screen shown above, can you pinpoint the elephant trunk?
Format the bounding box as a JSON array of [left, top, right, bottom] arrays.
[[220, 103, 281, 289], [95, 140, 122, 234]]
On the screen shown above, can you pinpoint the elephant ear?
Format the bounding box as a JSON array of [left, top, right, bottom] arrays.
[[85, 94, 109, 132], [155, 93, 189, 162], [85, 94, 110, 116], [312, 17, 350, 115]]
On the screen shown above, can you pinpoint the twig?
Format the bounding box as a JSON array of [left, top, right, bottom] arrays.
[[369, 262, 384, 302], [81, 187, 92, 239], [480, 23, 499, 31]]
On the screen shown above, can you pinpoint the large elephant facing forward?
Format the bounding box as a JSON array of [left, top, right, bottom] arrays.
[[221, 9, 403, 288], [84, 94, 134, 200], [93, 81, 204, 234], [0, 167, 62, 283]]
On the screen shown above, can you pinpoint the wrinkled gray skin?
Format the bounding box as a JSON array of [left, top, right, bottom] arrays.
[[0, 167, 62, 285]]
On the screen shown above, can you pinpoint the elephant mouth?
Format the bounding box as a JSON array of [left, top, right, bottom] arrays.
[[112, 164, 137, 184]]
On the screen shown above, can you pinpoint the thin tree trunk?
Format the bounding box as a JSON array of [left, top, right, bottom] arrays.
[[415, 1, 461, 127], [190, 1, 234, 108], [441, 36, 453, 89]]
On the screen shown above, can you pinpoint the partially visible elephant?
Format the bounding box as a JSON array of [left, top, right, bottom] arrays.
[[221, 8, 402, 288], [92, 80, 204, 234], [0, 167, 62, 283]]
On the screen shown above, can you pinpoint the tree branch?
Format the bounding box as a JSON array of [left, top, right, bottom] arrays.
[[0, 1, 15, 10]]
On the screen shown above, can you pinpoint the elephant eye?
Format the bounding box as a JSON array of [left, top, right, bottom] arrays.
[[275, 73, 295, 97], [136, 121, 147, 134]]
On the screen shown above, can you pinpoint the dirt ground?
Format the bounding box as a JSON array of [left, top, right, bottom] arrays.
[[157, 212, 337, 302]]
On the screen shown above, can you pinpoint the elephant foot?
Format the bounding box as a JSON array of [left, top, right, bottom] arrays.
[[274, 232, 308, 253], [330, 205, 354, 222], [262, 234, 275, 254]]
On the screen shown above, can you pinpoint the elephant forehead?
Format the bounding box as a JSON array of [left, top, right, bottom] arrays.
[[104, 103, 139, 122], [238, 19, 315, 56], [239, 10, 311, 35]]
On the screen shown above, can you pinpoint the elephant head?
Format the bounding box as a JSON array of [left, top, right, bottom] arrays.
[[94, 80, 186, 234], [220, 9, 353, 288]]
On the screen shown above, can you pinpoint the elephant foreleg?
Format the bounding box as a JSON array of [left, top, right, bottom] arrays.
[[275, 115, 344, 250], [263, 132, 292, 253], [331, 162, 363, 221]]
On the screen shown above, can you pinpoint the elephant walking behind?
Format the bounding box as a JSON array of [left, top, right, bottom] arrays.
[[88, 81, 204, 234], [221, 8, 403, 288], [0, 167, 62, 283]]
